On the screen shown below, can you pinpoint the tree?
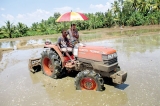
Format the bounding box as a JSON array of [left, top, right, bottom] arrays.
[[152, 0, 160, 11], [31, 22, 39, 31], [54, 12, 61, 19], [131, 0, 140, 11], [104, 10, 114, 27], [16, 22, 28, 37], [127, 11, 144, 26], [3, 21, 14, 38], [112, 1, 121, 16], [138, 0, 151, 15], [111, 1, 121, 25]]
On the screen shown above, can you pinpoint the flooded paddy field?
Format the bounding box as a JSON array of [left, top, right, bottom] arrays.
[[0, 34, 160, 106]]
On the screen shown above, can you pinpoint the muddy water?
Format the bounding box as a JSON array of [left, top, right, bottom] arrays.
[[0, 39, 53, 49], [0, 50, 2, 61], [0, 34, 160, 106]]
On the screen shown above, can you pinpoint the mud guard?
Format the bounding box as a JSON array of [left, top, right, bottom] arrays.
[[28, 44, 65, 73], [44, 44, 65, 67]]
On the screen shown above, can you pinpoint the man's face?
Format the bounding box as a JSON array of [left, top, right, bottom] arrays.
[[62, 30, 67, 37], [72, 25, 76, 30]]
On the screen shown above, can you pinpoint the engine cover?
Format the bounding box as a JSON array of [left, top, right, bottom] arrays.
[[75, 45, 116, 62]]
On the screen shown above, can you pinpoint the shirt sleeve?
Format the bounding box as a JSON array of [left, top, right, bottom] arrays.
[[76, 30, 79, 38], [57, 37, 61, 44]]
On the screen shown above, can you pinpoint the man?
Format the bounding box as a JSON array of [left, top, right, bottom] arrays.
[[57, 29, 73, 62], [67, 24, 79, 46]]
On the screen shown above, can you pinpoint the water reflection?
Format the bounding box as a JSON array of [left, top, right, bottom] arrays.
[[0, 35, 159, 54], [0, 41, 19, 48], [26, 39, 46, 45], [115, 35, 160, 56], [88, 34, 160, 57], [0, 39, 54, 48], [0, 50, 2, 61]]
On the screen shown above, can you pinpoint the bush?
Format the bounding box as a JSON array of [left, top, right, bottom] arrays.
[[127, 12, 145, 26]]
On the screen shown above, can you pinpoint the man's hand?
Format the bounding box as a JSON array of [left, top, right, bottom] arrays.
[[67, 42, 73, 47], [72, 32, 79, 39]]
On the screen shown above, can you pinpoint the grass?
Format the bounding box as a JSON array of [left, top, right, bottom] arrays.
[[0, 25, 160, 51], [0, 25, 159, 43], [49, 37, 57, 43], [107, 28, 160, 36], [82, 31, 96, 34], [80, 34, 102, 41]]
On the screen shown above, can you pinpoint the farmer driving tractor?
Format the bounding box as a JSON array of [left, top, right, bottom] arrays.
[[57, 23, 80, 63], [57, 29, 74, 62]]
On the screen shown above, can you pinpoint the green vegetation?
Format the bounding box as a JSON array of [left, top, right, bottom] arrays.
[[0, 0, 159, 39], [107, 28, 160, 36]]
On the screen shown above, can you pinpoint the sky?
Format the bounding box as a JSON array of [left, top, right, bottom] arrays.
[[0, 0, 114, 27]]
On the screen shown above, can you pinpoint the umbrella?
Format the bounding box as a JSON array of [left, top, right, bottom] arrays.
[[56, 11, 89, 22]]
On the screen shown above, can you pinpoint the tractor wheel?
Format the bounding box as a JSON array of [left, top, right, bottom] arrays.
[[75, 70, 104, 91], [41, 50, 62, 79]]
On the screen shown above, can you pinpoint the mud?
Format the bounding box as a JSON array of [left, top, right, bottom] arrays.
[[0, 50, 2, 61], [0, 33, 160, 105]]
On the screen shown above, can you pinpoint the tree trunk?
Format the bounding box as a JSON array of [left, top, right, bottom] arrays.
[[9, 33, 12, 38]]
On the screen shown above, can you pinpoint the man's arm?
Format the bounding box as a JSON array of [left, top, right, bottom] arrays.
[[57, 37, 62, 51], [57, 37, 61, 44], [76, 31, 79, 39], [65, 37, 72, 47], [57, 43, 62, 52]]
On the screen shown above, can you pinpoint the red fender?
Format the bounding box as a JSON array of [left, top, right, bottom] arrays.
[[44, 44, 74, 67]]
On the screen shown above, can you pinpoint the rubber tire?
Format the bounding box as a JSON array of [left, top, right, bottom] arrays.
[[75, 70, 104, 91], [41, 50, 62, 79]]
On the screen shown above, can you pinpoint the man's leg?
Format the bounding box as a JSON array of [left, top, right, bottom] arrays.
[[65, 52, 74, 62], [61, 48, 74, 62]]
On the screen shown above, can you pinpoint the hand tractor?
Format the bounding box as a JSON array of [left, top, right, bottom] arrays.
[[28, 42, 127, 91]]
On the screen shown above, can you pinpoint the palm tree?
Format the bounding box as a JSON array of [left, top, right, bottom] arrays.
[[138, 0, 151, 15], [31, 22, 39, 31], [54, 12, 61, 19], [3, 20, 14, 38], [112, 1, 121, 16], [17, 22, 28, 37], [152, 0, 160, 11], [122, 0, 142, 26], [104, 10, 114, 27], [117, 0, 124, 26], [39, 23, 46, 33], [131, 0, 140, 11], [111, 1, 121, 25]]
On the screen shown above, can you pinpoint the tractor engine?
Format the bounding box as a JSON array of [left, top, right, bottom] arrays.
[[73, 43, 118, 73], [71, 43, 127, 84]]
